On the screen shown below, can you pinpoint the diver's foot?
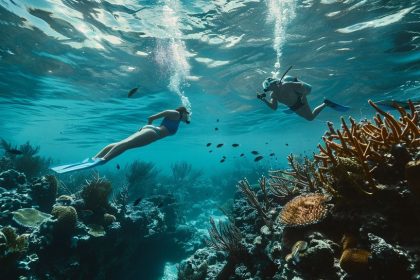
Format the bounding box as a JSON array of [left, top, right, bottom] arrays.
[[323, 98, 334, 107]]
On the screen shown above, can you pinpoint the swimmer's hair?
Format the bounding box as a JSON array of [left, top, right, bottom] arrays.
[[175, 106, 190, 115]]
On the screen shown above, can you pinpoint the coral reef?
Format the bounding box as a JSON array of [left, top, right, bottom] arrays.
[[0, 100, 418, 279], [0, 164, 199, 279], [179, 100, 420, 280]]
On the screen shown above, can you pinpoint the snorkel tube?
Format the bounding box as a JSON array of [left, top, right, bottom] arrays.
[[279, 65, 293, 82]]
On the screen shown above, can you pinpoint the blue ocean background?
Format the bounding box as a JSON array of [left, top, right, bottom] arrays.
[[1, 0, 420, 172], [1, 0, 420, 278]]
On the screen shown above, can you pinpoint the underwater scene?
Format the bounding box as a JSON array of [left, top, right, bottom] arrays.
[[1, 0, 420, 279]]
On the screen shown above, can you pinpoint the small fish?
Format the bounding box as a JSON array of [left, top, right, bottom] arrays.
[[240, 153, 245, 157], [216, 144, 223, 148], [220, 158, 225, 163], [265, 142, 268, 145], [128, 87, 139, 97], [209, 150, 213, 153], [232, 144, 239, 147], [254, 155, 263, 162], [133, 197, 142, 206], [285, 143, 289, 146], [270, 153, 275, 156], [222, 156, 226, 158], [206, 143, 211, 147], [251, 151, 259, 155], [116, 164, 120, 170], [215, 127, 219, 131], [6, 149, 23, 155], [216, 119, 219, 122]]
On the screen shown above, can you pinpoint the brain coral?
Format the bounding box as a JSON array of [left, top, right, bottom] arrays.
[[278, 194, 330, 227], [51, 205, 78, 232]]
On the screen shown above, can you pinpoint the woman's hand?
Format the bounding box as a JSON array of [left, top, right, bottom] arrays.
[[147, 117, 153, 125]]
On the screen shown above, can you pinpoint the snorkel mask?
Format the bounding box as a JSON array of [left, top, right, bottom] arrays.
[[262, 77, 279, 93], [262, 65, 294, 93], [184, 112, 191, 124]]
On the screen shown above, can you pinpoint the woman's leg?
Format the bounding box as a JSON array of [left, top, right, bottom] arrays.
[[293, 95, 326, 121], [294, 100, 327, 121], [102, 129, 162, 161], [311, 102, 327, 118], [94, 143, 117, 159]]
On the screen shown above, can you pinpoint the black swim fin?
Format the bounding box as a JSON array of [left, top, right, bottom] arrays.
[[324, 99, 350, 112]]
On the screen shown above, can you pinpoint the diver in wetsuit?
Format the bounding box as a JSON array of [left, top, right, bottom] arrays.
[[257, 68, 348, 121], [93, 106, 190, 161]]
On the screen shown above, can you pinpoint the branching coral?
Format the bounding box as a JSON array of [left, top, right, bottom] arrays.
[[237, 178, 270, 225], [315, 100, 420, 195], [206, 217, 244, 258], [277, 193, 330, 227], [269, 155, 331, 199], [170, 161, 203, 187], [126, 160, 159, 198], [1, 139, 52, 178]]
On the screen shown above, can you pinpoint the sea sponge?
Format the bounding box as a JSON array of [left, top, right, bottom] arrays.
[[278, 194, 330, 227], [51, 205, 78, 232], [339, 248, 371, 275], [12, 208, 52, 228], [81, 176, 112, 211]]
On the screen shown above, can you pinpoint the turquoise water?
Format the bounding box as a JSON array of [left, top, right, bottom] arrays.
[[1, 0, 420, 174]]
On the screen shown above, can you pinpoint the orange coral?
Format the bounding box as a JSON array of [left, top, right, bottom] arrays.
[[277, 193, 330, 227], [339, 248, 371, 275], [341, 233, 357, 250], [316, 100, 420, 195]]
